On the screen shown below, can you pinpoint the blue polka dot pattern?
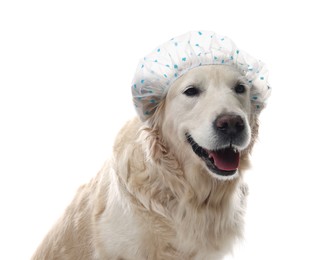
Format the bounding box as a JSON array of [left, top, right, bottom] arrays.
[[132, 31, 271, 121]]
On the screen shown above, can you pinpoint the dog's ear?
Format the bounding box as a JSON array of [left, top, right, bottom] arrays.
[[139, 100, 168, 162], [146, 99, 166, 130]]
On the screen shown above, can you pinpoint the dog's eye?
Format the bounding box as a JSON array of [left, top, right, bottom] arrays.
[[234, 84, 246, 94], [183, 86, 200, 97]]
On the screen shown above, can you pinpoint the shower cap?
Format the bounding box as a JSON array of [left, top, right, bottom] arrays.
[[132, 31, 271, 121]]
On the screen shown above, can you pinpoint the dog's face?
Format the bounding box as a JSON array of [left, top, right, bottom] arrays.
[[161, 65, 253, 180]]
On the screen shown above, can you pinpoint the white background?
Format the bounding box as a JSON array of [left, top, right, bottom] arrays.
[[0, 0, 308, 259]]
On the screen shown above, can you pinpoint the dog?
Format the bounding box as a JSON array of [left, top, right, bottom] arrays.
[[32, 64, 264, 260]]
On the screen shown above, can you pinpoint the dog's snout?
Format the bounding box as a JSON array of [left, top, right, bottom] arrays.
[[214, 114, 245, 137]]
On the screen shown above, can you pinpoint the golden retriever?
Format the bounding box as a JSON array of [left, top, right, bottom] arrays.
[[32, 65, 261, 260]]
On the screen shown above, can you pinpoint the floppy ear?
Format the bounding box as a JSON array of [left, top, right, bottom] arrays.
[[139, 100, 168, 162], [147, 99, 166, 129]]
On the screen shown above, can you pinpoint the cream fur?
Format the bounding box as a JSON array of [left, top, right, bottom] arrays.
[[32, 65, 261, 260]]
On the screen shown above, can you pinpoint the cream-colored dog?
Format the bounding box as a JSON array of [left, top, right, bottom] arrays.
[[32, 65, 261, 260]]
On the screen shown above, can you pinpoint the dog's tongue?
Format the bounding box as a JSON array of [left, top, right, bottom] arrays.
[[209, 148, 240, 171]]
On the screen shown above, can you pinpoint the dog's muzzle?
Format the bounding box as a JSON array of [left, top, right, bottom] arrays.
[[185, 113, 250, 178]]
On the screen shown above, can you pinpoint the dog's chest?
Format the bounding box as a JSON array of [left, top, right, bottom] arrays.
[[170, 206, 241, 259], [96, 171, 246, 259], [97, 200, 241, 260]]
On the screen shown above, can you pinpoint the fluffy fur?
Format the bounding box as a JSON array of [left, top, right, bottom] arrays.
[[32, 65, 261, 260]]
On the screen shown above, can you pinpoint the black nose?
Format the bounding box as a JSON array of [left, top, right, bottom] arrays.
[[214, 114, 245, 137]]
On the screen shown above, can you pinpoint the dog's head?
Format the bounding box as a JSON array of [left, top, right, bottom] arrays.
[[132, 31, 270, 180], [159, 65, 256, 180]]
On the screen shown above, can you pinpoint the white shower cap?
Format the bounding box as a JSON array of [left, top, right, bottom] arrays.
[[132, 31, 271, 121]]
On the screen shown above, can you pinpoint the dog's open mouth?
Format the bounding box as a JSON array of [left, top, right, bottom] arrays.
[[185, 133, 239, 177]]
